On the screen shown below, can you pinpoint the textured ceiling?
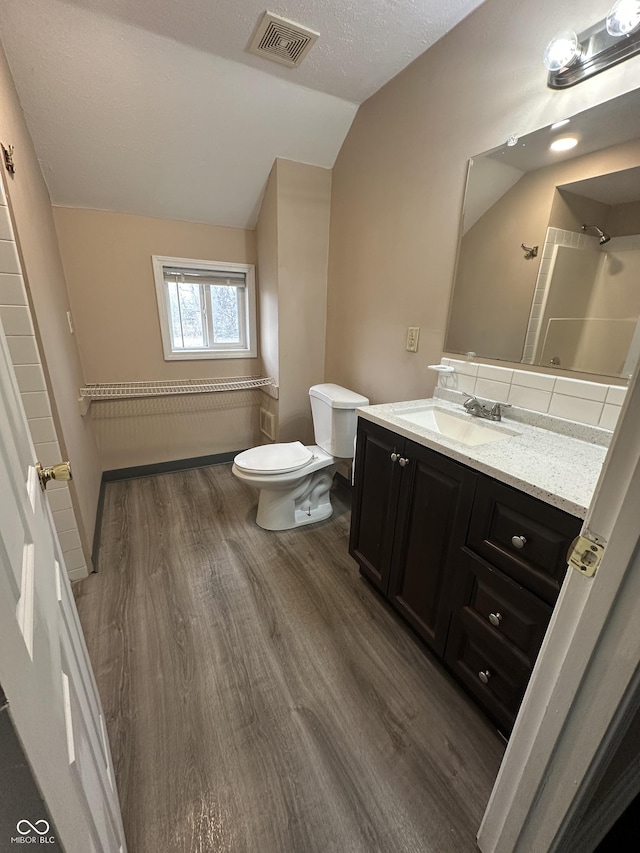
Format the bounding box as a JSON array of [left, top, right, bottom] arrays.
[[0, 0, 487, 228]]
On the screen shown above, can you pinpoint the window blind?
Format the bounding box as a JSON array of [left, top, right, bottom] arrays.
[[163, 266, 246, 286]]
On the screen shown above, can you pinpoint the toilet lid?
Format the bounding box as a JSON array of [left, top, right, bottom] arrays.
[[234, 441, 314, 475]]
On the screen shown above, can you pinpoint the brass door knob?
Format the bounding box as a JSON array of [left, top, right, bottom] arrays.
[[36, 461, 72, 490]]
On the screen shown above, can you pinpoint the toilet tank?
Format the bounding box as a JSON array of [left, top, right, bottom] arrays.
[[309, 384, 369, 458]]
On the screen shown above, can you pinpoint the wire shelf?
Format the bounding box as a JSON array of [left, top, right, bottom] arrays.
[[80, 376, 274, 400]]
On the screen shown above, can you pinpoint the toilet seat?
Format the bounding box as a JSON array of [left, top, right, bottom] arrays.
[[233, 441, 314, 475]]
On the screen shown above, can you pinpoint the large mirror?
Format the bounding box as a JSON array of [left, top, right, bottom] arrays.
[[445, 89, 640, 379]]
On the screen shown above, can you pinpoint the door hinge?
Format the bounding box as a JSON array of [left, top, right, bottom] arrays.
[[567, 532, 606, 578]]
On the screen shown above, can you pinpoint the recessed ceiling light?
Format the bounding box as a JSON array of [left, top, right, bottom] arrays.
[[551, 119, 571, 129], [550, 136, 579, 152]]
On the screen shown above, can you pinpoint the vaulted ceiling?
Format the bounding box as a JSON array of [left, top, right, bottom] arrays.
[[0, 0, 486, 228]]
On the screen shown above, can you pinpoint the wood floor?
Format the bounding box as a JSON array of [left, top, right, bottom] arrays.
[[74, 464, 505, 853]]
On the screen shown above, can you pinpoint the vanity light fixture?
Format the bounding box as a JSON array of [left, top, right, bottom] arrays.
[[550, 136, 579, 151], [606, 0, 640, 36], [544, 30, 581, 73], [545, 1, 640, 88]]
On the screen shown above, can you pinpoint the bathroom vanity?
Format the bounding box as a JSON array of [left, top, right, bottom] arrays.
[[349, 397, 608, 733]]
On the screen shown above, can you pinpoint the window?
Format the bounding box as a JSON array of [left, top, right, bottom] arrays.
[[152, 256, 257, 360]]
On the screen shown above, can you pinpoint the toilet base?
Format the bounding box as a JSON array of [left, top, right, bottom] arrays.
[[255, 467, 336, 531]]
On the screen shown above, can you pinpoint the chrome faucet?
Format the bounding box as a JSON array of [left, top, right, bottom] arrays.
[[463, 395, 510, 422]]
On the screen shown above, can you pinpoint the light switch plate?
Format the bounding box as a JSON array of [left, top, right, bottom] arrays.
[[406, 326, 420, 353]]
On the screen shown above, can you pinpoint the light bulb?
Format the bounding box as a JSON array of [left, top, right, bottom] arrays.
[[544, 30, 581, 71], [606, 0, 640, 36]]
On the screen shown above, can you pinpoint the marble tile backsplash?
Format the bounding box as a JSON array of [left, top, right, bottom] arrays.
[[438, 358, 626, 431]]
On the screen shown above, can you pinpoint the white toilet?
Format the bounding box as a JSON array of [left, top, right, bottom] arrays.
[[232, 383, 369, 531]]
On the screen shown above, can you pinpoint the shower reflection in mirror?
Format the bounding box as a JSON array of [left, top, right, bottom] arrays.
[[445, 89, 640, 380]]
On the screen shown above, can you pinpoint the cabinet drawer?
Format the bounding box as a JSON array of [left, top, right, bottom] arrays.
[[453, 549, 552, 666], [444, 610, 531, 733], [466, 478, 581, 604]]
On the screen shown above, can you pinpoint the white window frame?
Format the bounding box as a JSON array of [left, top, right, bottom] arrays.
[[152, 255, 257, 360]]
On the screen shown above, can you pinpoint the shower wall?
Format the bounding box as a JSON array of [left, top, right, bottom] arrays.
[[530, 231, 640, 377]]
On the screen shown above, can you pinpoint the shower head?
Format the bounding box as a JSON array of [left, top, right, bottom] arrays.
[[582, 224, 611, 244]]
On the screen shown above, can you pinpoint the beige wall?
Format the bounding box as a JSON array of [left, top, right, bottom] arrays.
[[0, 43, 101, 557], [276, 159, 331, 443], [53, 207, 261, 468], [255, 164, 280, 438], [53, 207, 256, 381], [255, 159, 332, 444], [325, 0, 640, 405], [550, 189, 610, 233], [609, 199, 640, 235]]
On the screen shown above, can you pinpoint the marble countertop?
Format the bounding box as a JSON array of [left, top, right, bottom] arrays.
[[356, 396, 610, 519]]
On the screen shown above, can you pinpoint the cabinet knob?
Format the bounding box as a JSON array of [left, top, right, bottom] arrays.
[[478, 670, 491, 684], [511, 535, 527, 549], [390, 452, 400, 463], [488, 612, 502, 627], [398, 457, 410, 467]]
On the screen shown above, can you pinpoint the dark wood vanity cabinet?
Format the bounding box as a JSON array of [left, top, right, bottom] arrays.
[[350, 418, 582, 733], [350, 418, 477, 656]]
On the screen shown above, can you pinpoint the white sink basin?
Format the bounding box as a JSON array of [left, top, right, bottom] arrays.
[[394, 405, 520, 447]]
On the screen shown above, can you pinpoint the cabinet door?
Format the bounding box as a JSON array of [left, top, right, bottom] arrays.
[[389, 440, 476, 656], [349, 419, 404, 593]]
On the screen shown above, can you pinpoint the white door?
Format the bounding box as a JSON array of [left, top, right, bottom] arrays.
[[479, 355, 640, 850], [0, 313, 127, 850]]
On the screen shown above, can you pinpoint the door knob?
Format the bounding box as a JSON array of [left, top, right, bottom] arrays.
[[398, 457, 410, 467], [478, 670, 491, 684], [488, 612, 502, 627], [511, 535, 527, 549], [36, 461, 72, 490], [390, 452, 400, 463]]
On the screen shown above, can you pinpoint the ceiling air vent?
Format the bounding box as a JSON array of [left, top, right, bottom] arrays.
[[248, 11, 319, 68]]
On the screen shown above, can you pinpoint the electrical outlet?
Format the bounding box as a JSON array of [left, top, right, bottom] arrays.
[[406, 326, 420, 353]]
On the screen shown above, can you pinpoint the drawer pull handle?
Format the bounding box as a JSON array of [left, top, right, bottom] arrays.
[[511, 535, 527, 549], [488, 612, 502, 627], [478, 670, 491, 684], [390, 452, 400, 463], [399, 457, 410, 467]]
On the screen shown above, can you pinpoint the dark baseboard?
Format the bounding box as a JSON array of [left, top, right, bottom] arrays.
[[91, 477, 107, 574], [102, 450, 243, 482], [91, 451, 243, 573]]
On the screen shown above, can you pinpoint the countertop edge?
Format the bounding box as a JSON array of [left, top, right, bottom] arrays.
[[355, 401, 607, 520]]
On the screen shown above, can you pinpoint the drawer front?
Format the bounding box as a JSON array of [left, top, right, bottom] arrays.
[[444, 610, 531, 733], [467, 478, 582, 604], [453, 549, 552, 666]]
